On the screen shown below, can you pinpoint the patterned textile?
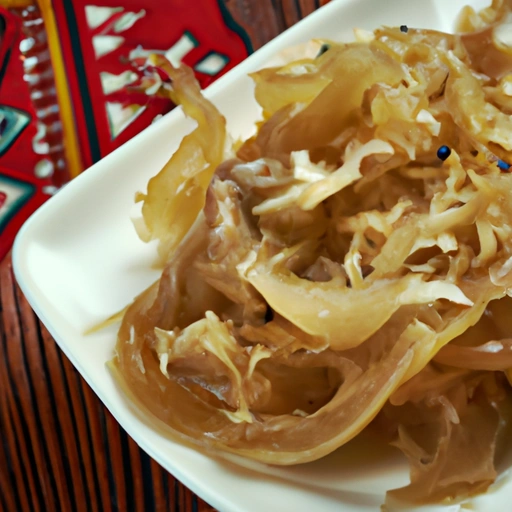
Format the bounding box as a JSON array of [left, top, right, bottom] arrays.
[[0, 0, 251, 259]]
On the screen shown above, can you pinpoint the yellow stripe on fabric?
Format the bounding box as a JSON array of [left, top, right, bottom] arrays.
[[37, 0, 83, 178]]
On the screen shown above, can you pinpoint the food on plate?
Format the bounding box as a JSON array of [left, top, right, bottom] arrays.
[[111, 0, 512, 505]]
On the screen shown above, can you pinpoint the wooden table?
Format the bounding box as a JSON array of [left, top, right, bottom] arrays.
[[0, 2, 327, 510]]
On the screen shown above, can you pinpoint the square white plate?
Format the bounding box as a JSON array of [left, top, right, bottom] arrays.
[[14, 0, 512, 510]]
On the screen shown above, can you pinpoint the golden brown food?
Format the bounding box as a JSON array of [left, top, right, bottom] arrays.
[[112, 0, 512, 505]]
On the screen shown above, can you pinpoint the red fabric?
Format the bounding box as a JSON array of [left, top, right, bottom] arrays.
[[0, 1, 251, 261]]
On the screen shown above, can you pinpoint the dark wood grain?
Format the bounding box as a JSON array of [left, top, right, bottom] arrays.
[[0, 1, 323, 510], [223, 0, 324, 49]]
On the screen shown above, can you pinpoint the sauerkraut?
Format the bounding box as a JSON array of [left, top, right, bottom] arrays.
[[111, 0, 512, 506]]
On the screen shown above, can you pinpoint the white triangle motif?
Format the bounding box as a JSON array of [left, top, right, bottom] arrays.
[[106, 102, 146, 138], [92, 35, 125, 59], [85, 6, 123, 30]]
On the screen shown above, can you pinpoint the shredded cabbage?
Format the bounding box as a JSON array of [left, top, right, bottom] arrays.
[[111, 1, 512, 507]]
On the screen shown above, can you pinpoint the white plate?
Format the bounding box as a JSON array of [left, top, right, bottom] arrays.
[[13, 0, 512, 510]]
